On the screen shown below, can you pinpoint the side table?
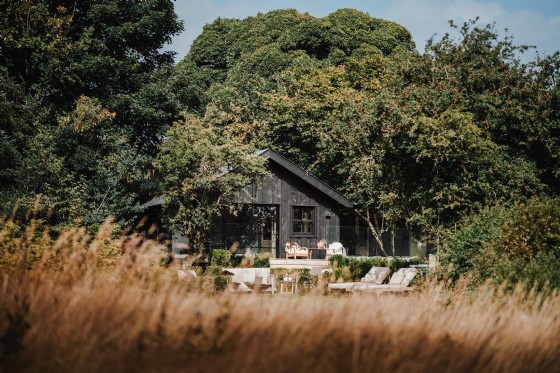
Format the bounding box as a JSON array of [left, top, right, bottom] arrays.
[[279, 279, 296, 294]]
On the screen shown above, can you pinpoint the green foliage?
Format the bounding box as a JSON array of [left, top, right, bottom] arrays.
[[389, 257, 423, 272], [254, 252, 270, 268], [205, 265, 222, 276], [348, 257, 389, 279], [213, 275, 229, 292], [318, 19, 557, 250], [494, 198, 560, 261], [442, 197, 560, 292], [0, 70, 39, 189], [175, 9, 413, 121], [297, 268, 312, 289], [210, 249, 232, 268], [0, 0, 183, 229], [441, 204, 514, 282], [154, 112, 268, 249], [328, 254, 349, 268]]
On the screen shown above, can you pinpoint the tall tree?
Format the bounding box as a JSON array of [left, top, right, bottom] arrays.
[[319, 20, 557, 252], [154, 110, 268, 250], [0, 0, 183, 227]]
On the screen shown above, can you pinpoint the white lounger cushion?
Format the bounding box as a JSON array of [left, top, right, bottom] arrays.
[[361, 267, 391, 284]]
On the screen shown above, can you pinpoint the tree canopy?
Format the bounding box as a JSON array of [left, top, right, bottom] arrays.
[[0, 0, 183, 228], [154, 109, 268, 250], [170, 12, 559, 254]]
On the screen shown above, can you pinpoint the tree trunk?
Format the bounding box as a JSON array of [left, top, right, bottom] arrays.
[[390, 226, 396, 257], [354, 208, 388, 257]]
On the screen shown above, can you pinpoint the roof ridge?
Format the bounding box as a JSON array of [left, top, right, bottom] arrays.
[[260, 148, 354, 207]]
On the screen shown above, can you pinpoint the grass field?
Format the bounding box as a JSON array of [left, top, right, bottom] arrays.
[[1, 219, 559, 372]]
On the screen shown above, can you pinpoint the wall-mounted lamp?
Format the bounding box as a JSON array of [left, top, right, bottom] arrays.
[[325, 208, 332, 219]]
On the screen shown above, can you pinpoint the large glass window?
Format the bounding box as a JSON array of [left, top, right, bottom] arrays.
[[292, 206, 315, 235]]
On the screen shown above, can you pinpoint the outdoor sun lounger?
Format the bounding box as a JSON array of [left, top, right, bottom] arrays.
[[327, 266, 391, 291], [352, 268, 418, 293]]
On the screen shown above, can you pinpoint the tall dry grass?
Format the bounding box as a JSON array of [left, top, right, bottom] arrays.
[[1, 218, 560, 373]]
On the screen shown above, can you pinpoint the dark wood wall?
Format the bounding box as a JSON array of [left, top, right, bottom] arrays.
[[232, 162, 344, 258]]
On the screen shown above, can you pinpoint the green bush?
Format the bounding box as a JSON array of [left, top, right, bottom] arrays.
[[210, 249, 231, 268], [348, 257, 388, 279], [493, 198, 560, 261], [213, 275, 229, 292], [329, 254, 349, 268], [390, 257, 421, 272], [297, 268, 312, 288], [254, 252, 270, 268], [440, 203, 513, 282], [205, 265, 222, 276], [441, 197, 560, 292]]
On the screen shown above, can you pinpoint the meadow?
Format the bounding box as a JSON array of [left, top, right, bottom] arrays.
[[1, 219, 559, 373]]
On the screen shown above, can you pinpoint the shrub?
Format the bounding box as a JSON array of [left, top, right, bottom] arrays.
[[210, 249, 231, 268], [213, 275, 229, 292], [440, 203, 513, 282], [494, 197, 560, 261], [442, 197, 560, 292], [297, 268, 312, 288], [389, 257, 417, 272], [329, 254, 349, 268], [254, 252, 270, 268], [348, 257, 389, 279], [205, 265, 222, 276]]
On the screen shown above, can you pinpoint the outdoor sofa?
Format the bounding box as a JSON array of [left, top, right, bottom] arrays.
[[285, 242, 309, 259]]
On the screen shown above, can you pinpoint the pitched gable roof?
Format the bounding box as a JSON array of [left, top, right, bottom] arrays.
[[141, 148, 355, 209], [258, 149, 354, 208]]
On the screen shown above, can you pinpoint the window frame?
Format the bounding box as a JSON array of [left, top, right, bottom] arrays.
[[291, 205, 316, 237]]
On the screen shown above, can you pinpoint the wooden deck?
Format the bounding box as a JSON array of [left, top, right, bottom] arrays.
[[270, 258, 329, 269]]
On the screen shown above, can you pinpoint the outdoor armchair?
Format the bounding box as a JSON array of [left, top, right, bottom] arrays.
[[222, 268, 276, 293], [325, 242, 346, 259]]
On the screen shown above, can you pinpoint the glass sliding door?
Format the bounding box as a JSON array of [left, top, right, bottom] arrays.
[[221, 205, 278, 256]]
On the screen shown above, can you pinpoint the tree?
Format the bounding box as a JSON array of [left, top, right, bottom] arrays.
[[391, 20, 557, 242], [0, 69, 39, 189], [315, 20, 557, 254], [174, 9, 414, 115], [154, 110, 268, 250], [0, 0, 183, 228]]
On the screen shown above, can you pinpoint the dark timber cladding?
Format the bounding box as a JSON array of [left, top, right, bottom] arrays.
[[231, 149, 354, 258]]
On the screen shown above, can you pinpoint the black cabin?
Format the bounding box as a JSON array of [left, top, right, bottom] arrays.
[[144, 149, 420, 258], [204, 149, 354, 258]]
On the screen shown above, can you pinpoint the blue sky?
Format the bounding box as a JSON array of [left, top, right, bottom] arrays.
[[168, 0, 560, 62]]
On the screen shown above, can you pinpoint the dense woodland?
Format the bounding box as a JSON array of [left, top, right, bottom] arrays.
[[1, 1, 559, 288]]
